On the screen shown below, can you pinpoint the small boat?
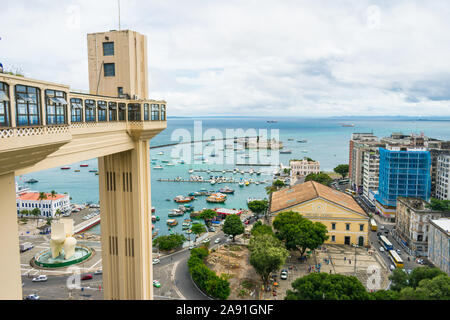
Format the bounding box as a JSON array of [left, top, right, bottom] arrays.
[[256, 171, 261, 175], [74, 169, 80, 172], [166, 219, 178, 226], [161, 160, 169, 163], [61, 167, 71, 170], [166, 163, 175, 166], [341, 123, 355, 127], [89, 169, 98, 173], [210, 179, 216, 185], [301, 150, 308, 153], [168, 209, 184, 217], [206, 193, 227, 203], [280, 149, 292, 154], [165, 198, 171, 201], [25, 179, 39, 184], [255, 181, 259, 185], [80, 164, 89, 167], [173, 195, 194, 203], [95, 172, 99, 175], [152, 215, 157, 222], [297, 139, 307, 143], [153, 166, 163, 169], [218, 186, 235, 194], [179, 160, 185, 164], [239, 181, 245, 187], [157, 152, 164, 155], [188, 169, 194, 174], [186, 229, 192, 234], [267, 120, 278, 123], [287, 138, 294, 141], [151, 207, 156, 213], [245, 181, 250, 186]]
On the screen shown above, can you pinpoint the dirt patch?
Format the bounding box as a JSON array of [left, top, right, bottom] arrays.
[[206, 244, 260, 300]]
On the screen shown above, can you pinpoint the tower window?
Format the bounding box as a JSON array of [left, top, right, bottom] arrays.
[[103, 42, 114, 56], [104, 63, 115, 77]]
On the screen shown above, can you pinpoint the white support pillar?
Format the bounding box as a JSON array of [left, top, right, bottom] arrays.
[[99, 138, 153, 300], [0, 172, 22, 299]]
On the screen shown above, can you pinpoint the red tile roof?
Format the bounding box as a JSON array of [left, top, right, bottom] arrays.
[[17, 192, 67, 201]]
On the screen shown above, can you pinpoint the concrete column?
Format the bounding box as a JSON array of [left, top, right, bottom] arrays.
[[0, 172, 22, 299], [99, 139, 153, 299], [8, 83, 16, 128]]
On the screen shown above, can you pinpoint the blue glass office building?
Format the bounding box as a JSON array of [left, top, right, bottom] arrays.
[[375, 147, 431, 207]]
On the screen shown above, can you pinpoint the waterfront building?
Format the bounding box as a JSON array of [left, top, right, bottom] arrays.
[[16, 192, 70, 218], [428, 218, 450, 275], [0, 29, 166, 300], [270, 181, 369, 246], [362, 150, 379, 203], [394, 197, 450, 257], [289, 159, 320, 186], [436, 154, 450, 200], [375, 147, 431, 221], [349, 133, 382, 194]]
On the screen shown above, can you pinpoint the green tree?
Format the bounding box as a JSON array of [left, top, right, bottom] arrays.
[[408, 266, 446, 288], [250, 221, 274, 237], [265, 179, 286, 194], [55, 209, 62, 219], [247, 200, 268, 214], [425, 198, 450, 212], [198, 209, 217, 227], [248, 234, 289, 285], [389, 269, 410, 291], [369, 290, 400, 300], [333, 164, 349, 179], [305, 172, 333, 186], [285, 273, 370, 300], [46, 217, 53, 226], [273, 211, 329, 256], [191, 223, 207, 237], [50, 190, 57, 216], [20, 209, 30, 217], [31, 208, 41, 227], [413, 274, 450, 300], [153, 233, 186, 251], [222, 214, 245, 242]]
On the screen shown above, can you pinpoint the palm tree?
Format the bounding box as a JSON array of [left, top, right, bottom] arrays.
[[55, 209, 62, 220], [37, 192, 47, 224], [50, 190, 57, 217], [31, 208, 41, 227]]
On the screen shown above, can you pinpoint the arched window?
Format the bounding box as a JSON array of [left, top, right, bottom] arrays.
[[160, 104, 166, 121], [151, 104, 159, 120], [108, 102, 117, 121], [143, 103, 149, 121], [70, 98, 83, 123], [45, 89, 68, 125], [128, 103, 141, 121], [85, 99, 96, 122], [98, 101, 107, 121], [0, 82, 10, 127], [15, 84, 41, 126], [118, 103, 126, 121]]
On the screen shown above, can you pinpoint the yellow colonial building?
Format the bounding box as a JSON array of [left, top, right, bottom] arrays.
[[270, 181, 370, 247]]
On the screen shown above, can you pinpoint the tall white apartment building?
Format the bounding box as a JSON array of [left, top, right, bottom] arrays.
[[436, 154, 450, 200], [362, 150, 379, 199]]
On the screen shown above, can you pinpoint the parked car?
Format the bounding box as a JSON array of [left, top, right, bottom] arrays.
[[390, 265, 396, 271], [377, 232, 382, 236], [81, 274, 93, 281], [214, 238, 221, 244], [380, 225, 385, 230], [417, 258, 424, 265], [153, 280, 161, 288], [384, 230, 389, 234], [396, 249, 402, 255], [280, 269, 288, 280], [189, 245, 195, 250], [25, 294, 40, 300], [244, 220, 250, 225], [202, 238, 210, 244], [208, 227, 216, 232], [94, 270, 102, 275], [32, 275, 47, 282], [152, 258, 160, 265], [379, 247, 385, 252]]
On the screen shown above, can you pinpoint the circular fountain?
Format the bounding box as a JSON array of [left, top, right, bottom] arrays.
[[33, 245, 92, 268]]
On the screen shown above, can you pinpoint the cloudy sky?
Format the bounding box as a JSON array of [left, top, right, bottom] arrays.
[[1, 0, 450, 117]]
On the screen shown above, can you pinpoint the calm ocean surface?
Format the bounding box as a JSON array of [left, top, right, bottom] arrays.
[[17, 117, 450, 236]]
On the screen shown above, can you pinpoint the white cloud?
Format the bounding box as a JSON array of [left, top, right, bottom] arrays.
[[1, 0, 449, 116]]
